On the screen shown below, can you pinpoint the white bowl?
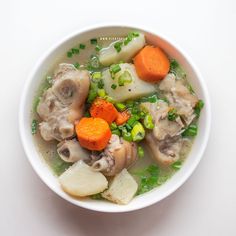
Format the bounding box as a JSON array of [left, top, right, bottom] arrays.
[[19, 24, 211, 213]]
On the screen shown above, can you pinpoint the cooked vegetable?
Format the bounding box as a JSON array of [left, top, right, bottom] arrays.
[[102, 169, 138, 204], [138, 146, 144, 158], [133, 165, 159, 195], [170, 59, 186, 79], [112, 129, 121, 136], [115, 102, 126, 111], [99, 33, 145, 66], [122, 131, 133, 142], [90, 38, 97, 45], [115, 110, 130, 125], [131, 122, 145, 141], [75, 117, 112, 151], [59, 161, 108, 197], [103, 63, 156, 102], [79, 44, 86, 49], [73, 62, 80, 69], [134, 46, 170, 82], [182, 124, 198, 137], [194, 100, 204, 117], [168, 108, 178, 121], [90, 98, 118, 124], [143, 113, 154, 129], [171, 160, 182, 170], [31, 119, 38, 135]]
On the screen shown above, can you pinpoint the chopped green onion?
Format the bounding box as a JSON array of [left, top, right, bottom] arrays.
[[114, 41, 123, 53], [73, 62, 80, 69], [194, 100, 204, 118], [84, 111, 91, 117], [112, 129, 121, 136], [67, 51, 73, 58], [124, 33, 133, 46], [125, 123, 132, 131], [31, 119, 38, 135], [90, 38, 97, 45], [95, 45, 102, 51], [46, 75, 53, 85], [187, 84, 195, 94], [144, 113, 154, 129], [131, 122, 145, 142], [110, 122, 117, 130], [118, 71, 132, 86], [139, 94, 158, 103], [127, 116, 138, 127], [90, 193, 103, 200], [97, 88, 106, 97], [138, 146, 144, 158], [92, 72, 102, 80], [71, 48, 79, 54], [87, 82, 98, 103], [182, 124, 198, 137], [104, 96, 115, 103], [79, 44, 86, 49], [110, 64, 121, 74], [132, 31, 139, 37], [122, 131, 133, 142], [168, 108, 178, 121], [111, 84, 117, 90], [97, 79, 104, 89], [171, 161, 182, 170], [115, 103, 126, 111]]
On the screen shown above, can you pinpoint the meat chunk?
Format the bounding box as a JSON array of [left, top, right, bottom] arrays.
[[145, 133, 183, 166], [91, 134, 138, 176], [159, 73, 198, 125], [141, 101, 184, 140], [37, 64, 90, 141]]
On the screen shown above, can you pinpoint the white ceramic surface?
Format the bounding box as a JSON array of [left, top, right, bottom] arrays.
[[19, 24, 211, 213]]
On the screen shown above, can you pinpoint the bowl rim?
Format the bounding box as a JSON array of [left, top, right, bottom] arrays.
[[19, 23, 211, 213]]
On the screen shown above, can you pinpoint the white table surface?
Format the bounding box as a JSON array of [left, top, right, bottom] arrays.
[[1, 0, 236, 235]]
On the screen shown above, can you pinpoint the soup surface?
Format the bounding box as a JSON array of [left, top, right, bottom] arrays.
[[31, 32, 203, 204]]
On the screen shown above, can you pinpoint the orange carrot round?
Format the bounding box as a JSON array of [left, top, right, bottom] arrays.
[[115, 110, 130, 125], [90, 98, 118, 124], [134, 45, 170, 82], [75, 117, 111, 151]]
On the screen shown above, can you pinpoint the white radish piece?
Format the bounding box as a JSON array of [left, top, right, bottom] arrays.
[[102, 169, 138, 205], [99, 33, 145, 66], [103, 63, 156, 102], [59, 161, 108, 197]]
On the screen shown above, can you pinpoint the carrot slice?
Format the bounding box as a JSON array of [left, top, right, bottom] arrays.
[[115, 110, 131, 125], [134, 45, 170, 82], [75, 117, 111, 151], [90, 98, 118, 124]]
